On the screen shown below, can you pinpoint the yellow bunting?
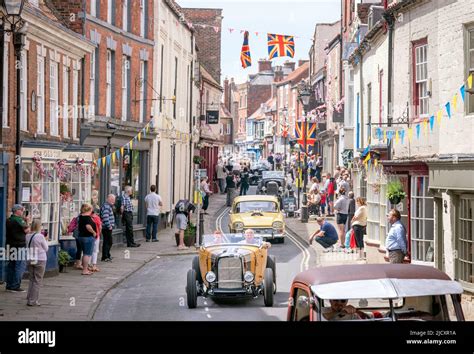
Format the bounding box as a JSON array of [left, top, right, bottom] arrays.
[[130, 140, 133, 150], [395, 130, 400, 144], [146, 124, 150, 133], [436, 110, 442, 125], [120, 147, 124, 157], [468, 74, 473, 89], [363, 152, 371, 164], [101, 157, 106, 166], [374, 159, 378, 168], [383, 130, 387, 142], [138, 132, 142, 142], [407, 127, 413, 142], [423, 120, 428, 136], [452, 93, 458, 112], [112, 151, 116, 163]]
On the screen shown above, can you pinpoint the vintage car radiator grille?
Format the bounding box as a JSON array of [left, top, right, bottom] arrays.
[[217, 257, 243, 289]]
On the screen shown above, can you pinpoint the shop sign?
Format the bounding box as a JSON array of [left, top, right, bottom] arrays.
[[22, 148, 61, 160], [206, 110, 219, 124]]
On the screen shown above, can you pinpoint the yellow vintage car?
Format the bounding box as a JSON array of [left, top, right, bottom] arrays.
[[186, 233, 276, 308], [229, 195, 286, 243]]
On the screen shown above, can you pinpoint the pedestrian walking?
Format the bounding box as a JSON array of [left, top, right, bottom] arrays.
[[225, 172, 236, 207], [5, 204, 30, 292], [347, 191, 356, 232], [26, 219, 48, 306], [315, 155, 322, 182], [386, 209, 408, 264], [174, 199, 196, 250], [121, 186, 140, 247], [239, 167, 250, 196], [334, 188, 350, 249], [309, 217, 338, 251], [216, 159, 227, 194], [200, 177, 213, 215], [144, 185, 163, 242], [351, 197, 367, 260], [89, 210, 102, 272], [100, 194, 115, 262], [77, 203, 97, 275], [324, 173, 336, 216]]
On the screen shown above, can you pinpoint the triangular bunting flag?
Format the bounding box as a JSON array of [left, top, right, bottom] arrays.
[[460, 85, 466, 102], [407, 127, 413, 142], [101, 156, 106, 166], [138, 132, 142, 142], [363, 152, 371, 164], [106, 155, 111, 166], [400, 129, 405, 145], [142, 128, 146, 139], [416, 124, 421, 139], [240, 31, 252, 69], [97, 158, 102, 169], [429, 116, 435, 131], [445, 102, 451, 119], [120, 146, 125, 156], [213, 26, 219, 33], [383, 130, 387, 142], [395, 130, 400, 144], [146, 124, 150, 133], [452, 93, 458, 112], [374, 159, 378, 168], [437, 110, 442, 125], [130, 140, 134, 150], [112, 151, 116, 163], [115, 150, 120, 161], [468, 74, 473, 89], [423, 120, 428, 136], [229, 28, 234, 33]]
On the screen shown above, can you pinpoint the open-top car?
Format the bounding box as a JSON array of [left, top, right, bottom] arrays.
[[229, 195, 285, 243], [186, 233, 276, 309], [287, 264, 465, 321]]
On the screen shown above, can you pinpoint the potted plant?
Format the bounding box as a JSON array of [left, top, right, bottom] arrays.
[[175, 222, 197, 247], [58, 249, 71, 273], [193, 155, 205, 166], [386, 180, 406, 205]]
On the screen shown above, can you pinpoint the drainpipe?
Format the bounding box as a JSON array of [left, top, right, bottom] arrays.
[[359, 50, 364, 149], [384, 11, 395, 160], [189, 33, 194, 200]]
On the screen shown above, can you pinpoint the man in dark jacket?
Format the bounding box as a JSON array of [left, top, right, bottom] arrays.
[[5, 204, 30, 292]]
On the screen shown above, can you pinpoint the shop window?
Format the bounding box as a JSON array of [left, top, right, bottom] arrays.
[[412, 38, 429, 119], [457, 195, 474, 289], [410, 176, 434, 263], [466, 26, 474, 114], [366, 168, 387, 243], [21, 161, 59, 244]]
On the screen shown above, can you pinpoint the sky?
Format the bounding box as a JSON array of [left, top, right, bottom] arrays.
[[178, 0, 341, 85]]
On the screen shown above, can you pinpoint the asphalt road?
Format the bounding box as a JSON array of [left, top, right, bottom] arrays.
[[93, 187, 318, 321]]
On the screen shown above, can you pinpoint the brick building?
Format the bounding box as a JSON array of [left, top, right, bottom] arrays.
[[0, 0, 94, 276], [51, 0, 158, 242]]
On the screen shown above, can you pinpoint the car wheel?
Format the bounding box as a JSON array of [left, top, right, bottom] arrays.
[[266, 255, 277, 294], [192, 256, 202, 285], [263, 268, 274, 307], [186, 269, 198, 309], [279, 237, 285, 244]]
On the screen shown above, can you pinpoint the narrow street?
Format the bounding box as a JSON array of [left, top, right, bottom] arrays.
[[93, 187, 318, 321]]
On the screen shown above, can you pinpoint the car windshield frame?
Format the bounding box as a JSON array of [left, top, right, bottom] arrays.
[[202, 233, 264, 247], [234, 201, 279, 213]]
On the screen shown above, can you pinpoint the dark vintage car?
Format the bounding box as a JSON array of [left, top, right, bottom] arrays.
[[186, 234, 276, 309], [249, 163, 270, 185], [287, 264, 465, 321], [257, 171, 286, 195]]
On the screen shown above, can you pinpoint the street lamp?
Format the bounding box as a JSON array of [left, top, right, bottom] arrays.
[[298, 81, 311, 223], [282, 106, 288, 174], [0, 0, 26, 204]]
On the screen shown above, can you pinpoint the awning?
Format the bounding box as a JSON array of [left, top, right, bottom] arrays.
[[427, 157, 474, 191]]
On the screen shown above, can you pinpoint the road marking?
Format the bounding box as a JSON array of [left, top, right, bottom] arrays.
[[206, 314, 212, 319], [285, 231, 311, 272], [205, 307, 209, 312], [216, 206, 230, 233]]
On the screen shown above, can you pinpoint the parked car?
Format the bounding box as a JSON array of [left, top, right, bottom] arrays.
[[229, 195, 285, 243], [287, 264, 465, 321], [186, 233, 276, 308]]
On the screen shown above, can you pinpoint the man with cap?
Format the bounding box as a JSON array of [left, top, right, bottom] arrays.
[[5, 204, 31, 292]]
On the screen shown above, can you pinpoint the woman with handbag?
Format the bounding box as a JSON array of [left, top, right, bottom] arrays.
[[26, 219, 48, 306], [351, 197, 368, 260]]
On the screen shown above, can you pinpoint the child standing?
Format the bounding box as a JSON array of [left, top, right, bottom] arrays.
[[320, 189, 327, 216]]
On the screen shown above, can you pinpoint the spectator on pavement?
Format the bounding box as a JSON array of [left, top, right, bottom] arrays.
[[100, 194, 115, 262], [201, 177, 213, 215], [122, 186, 140, 248], [26, 219, 48, 306], [319, 189, 327, 216], [174, 199, 196, 250], [225, 172, 236, 207], [145, 185, 163, 242], [78, 203, 97, 275], [334, 188, 350, 249], [386, 209, 408, 264], [324, 173, 336, 216], [309, 177, 319, 193], [5, 204, 30, 292], [334, 166, 342, 180], [89, 210, 102, 272], [347, 191, 356, 232], [216, 160, 227, 194], [315, 155, 323, 182], [309, 217, 338, 251], [239, 167, 250, 196], [351, 197, 368, 260]]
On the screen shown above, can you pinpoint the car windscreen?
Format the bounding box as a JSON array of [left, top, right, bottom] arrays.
[[235, 201, 278, 213], [319, 298, 406, 321], [202, 233, 263, 247]]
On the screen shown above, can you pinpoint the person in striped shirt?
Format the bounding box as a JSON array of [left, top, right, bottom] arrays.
[[100, 194, 116, 262]]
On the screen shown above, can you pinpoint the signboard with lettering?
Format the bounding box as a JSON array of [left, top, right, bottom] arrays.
[[262, 171, 285, 179], [206, 110, 219, 124]]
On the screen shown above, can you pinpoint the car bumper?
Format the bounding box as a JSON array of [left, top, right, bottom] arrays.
[[208, 286, 258, 297]]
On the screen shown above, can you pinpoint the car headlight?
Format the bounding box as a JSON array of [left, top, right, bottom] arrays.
[[244, 271, 255, 283], [233, 222, 244, 230], [262, 187, 267, 192], [272, 221, 284, 229], [205, 271, 216, 283], [279, 186, 283, 192]]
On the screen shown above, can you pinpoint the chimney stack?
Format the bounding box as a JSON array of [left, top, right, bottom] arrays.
[[298, 59, 309, 67], [258, 59, 272, 73], [283, 61, 296, 72], [274, 67, 284, 82]]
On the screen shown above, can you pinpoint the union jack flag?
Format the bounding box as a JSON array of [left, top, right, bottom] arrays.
[[240, 31, 252, 69], [294, 122, 317, 152], [267, 33, 295, 60]]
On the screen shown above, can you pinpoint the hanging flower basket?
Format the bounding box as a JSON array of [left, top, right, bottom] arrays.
[[193, 155, 205, 165], [386, 180, 406, 205]]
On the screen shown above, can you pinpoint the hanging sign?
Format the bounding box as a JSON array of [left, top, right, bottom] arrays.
[[206, 110, 219, 124]]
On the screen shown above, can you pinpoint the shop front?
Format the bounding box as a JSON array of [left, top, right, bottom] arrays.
[[0, 152, 9, 281]]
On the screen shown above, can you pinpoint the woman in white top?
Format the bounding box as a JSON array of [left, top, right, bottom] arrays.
[[351, 197, 368, 260], [25, 219, 49, 306]]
